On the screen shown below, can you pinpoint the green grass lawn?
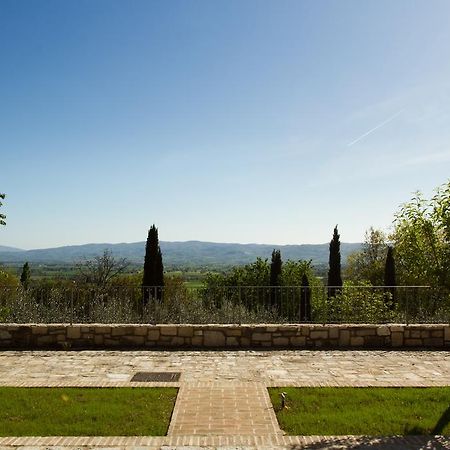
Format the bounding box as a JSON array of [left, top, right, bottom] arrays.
[[269, 387, 450, 436], [0, 387, 178, 436]]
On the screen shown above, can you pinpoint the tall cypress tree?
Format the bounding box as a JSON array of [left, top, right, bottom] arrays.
[[0, 193, 6, 226], [300, 273, 311, 322], [327, 225, 343, 297], [142, 225, 164, 303], [270, 249, 282, 310], [20, 262, 30, 290], [384, 246, 396, 307]]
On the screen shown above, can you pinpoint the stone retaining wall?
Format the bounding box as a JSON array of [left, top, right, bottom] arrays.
[[0, 324, 449, 349]]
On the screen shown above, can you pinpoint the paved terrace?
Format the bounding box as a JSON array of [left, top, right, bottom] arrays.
[[0, 350, 449, 449]]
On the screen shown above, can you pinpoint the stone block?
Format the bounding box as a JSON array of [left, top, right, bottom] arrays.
[[445, 327, 450, 342], [67, 327, 81, 339], [160, 326, 177, 336], [95, 326, 111, 334], [391, 332, 404, 347], [134, 327, 148, 336], [329, 328, 339, 339], [350, 336, 364, 346], [94, 335, 104, 345], [377, 326, 390, 336], [178, 327, 194, 337], [423, 338, 443, 347], [364, 336, 385, 347], [111, 327, 126, 336], [0, 330, 12, 340], [431, 330, 444, 338], [191, 336, 203, 346], [310, 330, 328, 340], [147, 329, 160, 340], [290, 336, 306, 346], [404, 338, 422, 347], [390, 325, 404, 332], [252, 332, 272, 341], [355, 328, 376, 337], [37, 335, 54, 345], [204, 330, 225, 347], [273, 337, 289, 346], [226, 336, 239, 346], [32, 326, 48, 335], [240, 337, 251, 346], [194, 330, 204, 336], [104, 338, 120, 347], [48, 327, 65, 335], [339, 330, 350, 346], [170, 336, 185, 346], [300, 327, 310, 336], [122, 335, 145, 345], [409, 330, 421, 339], [225, 328, 242, 337]]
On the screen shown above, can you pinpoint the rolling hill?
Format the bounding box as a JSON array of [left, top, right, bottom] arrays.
[[0, 240, 362, 268]]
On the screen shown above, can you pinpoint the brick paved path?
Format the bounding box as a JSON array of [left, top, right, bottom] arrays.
[[168, 382, 281, 436], [0, 350, 449, 449]]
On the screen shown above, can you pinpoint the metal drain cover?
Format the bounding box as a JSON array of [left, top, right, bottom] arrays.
[[131, 371, 181, 382]]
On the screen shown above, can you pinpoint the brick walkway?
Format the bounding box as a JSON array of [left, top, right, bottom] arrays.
[[168, 382, 281, 436], [0, 350, 449, 449]]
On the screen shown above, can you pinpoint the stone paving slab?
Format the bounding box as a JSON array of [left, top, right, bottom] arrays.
[[0, 350, 449, 387]]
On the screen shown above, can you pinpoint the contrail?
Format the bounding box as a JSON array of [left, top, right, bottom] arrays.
[[347, 109, 405, 147]]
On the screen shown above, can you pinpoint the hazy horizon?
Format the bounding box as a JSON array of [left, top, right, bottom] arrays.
[[2, 0, 450, 249]]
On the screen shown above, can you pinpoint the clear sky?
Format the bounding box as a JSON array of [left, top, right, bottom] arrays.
[[1, 0, 450, 249]]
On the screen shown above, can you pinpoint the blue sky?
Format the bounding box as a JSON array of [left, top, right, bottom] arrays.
[[1, 0, 450, 249]]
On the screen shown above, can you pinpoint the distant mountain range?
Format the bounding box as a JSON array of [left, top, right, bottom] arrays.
[[0, 240, 362, 268]]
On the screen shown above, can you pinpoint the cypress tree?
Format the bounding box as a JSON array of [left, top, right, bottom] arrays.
[[300, 273, 311, 322], [327, 225, 343, 297], [142, 225, 164, 303], [20, 262, 30, 289], [384, 246, 396, 307], [270, 249, 282, 311], [0, 193, 6, 226]]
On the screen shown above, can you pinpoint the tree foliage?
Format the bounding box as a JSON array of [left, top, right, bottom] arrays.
[[270, 249, 282, 310], [203, 257, 316, 320], [345, 227, 387, 285], [270, 250, 282, 286], [327, 225, 342, 296], [20, 262, 31, 290], [384, 246, 396, 305], [300, 273, 311, 321], [391, 180, 450, 288]]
